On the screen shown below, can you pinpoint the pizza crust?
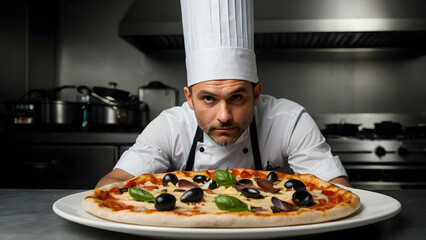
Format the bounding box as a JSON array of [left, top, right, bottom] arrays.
[[83, 169, 361, 228]]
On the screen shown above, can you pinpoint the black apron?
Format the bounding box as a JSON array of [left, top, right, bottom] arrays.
[[185, 116, 262, 171]]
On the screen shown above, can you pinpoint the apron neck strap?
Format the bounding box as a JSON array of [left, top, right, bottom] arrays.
[[185, 126, 203, 171], [250, 115, 263, 170]]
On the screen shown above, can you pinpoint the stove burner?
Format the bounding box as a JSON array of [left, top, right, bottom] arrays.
[[374, 121, 404, 137], [322, 121, 426, 140], [322, 123, 360, 137], [405, 125, 426, 139]]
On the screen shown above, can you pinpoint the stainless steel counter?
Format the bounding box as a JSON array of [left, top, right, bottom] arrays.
[[0, 189, 425, 240]]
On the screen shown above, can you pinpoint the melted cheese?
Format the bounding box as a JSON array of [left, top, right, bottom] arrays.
[[112, 176, 329, 214]]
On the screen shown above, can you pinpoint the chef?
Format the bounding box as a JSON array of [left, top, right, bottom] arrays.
[[96, 0, 350, 188]]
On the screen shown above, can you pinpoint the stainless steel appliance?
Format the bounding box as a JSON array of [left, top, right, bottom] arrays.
[[315, 113, 426, 190], [139, 81, 177, 122], [5, 87, 85, 131], [118, 0, 426, 52], [6, 101, 41, 128], [5, 84, 148, 132], [4, 89, 49, 130]]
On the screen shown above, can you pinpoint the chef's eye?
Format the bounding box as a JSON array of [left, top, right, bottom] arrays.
[[203, 96, 215, 103], [230, 94, 242, 101]]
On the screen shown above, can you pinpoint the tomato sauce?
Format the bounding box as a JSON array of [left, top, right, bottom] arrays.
[[93, 190, 134, 211], [240, 170, 252, 178], [207, 171, 215, 178], [143, 185, 158, 191], [123, 179, 137, 188], [109, 187, 121, 195], [250, 170, 267, 178]]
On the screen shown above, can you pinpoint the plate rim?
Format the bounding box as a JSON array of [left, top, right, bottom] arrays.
[[52, 188, 401, 239]]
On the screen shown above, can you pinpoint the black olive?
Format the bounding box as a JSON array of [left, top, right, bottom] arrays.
[[237, 179, 252, 185], [162, 173, 179, 187], [284, 179, 306, 192], [180, 188, 204, 202], [267, 172, 279, 182], [193, 175, 208, 183], [241, 187, 263, 199], [202, 179, 218, 189], [119, 188, 128, 194], [155, 193, 176, 211], [292, 190, 313, 206]]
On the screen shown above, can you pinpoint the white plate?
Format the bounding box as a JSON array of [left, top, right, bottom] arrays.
[[53, 188, 401, 239]]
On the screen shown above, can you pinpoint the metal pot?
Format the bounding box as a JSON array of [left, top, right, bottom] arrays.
[[41, 100, 84, 126], [92, 82, 133, 104], [40, 86, 84, 127], [77, 85, 147, 129], [86, 104, 135, 125]]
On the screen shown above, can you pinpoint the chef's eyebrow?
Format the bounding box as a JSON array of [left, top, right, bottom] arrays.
[[230, 87, 248, 95], [197, 87, 248, 98]]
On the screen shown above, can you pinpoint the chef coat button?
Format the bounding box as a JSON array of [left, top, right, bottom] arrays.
[[243, 148, 249, 154], [199, 147, 205, 152]]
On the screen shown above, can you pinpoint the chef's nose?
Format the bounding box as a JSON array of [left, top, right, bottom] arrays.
[[216, 101, 232, 123]]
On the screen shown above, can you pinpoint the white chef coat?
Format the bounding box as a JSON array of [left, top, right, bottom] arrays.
[[114, 95, 347, 182]]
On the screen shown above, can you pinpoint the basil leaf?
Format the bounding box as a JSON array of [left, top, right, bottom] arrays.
[[214, 195, 251, 212], [129, 187, 155, 202], [214, 170, 237, 187]]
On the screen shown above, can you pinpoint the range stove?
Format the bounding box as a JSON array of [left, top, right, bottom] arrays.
[[314, 113, 426, 190]]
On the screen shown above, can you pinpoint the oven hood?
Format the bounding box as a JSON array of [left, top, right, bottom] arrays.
[[119, 0, 426, 53]]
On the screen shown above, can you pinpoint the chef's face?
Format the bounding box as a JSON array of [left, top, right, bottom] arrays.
[[184, 80, 262, 146]]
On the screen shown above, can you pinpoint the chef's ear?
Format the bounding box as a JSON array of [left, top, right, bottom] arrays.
[[184, 86, 195, 110], [253, 82, 262, 107]]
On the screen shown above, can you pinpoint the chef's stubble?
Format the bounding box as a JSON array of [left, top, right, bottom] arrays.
[[207, 121, 245, 146], [194, 107, 251, 146]]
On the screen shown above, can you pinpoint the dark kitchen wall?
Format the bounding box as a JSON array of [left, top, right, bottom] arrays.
[[256, 51, 426, 114], [0, 2, 27, 102], [0, 1, 57, 101], [0, 0, 57, 129], [57, 0, 187, 102], [3, 0, 424, 114], [56, 0, 426, 114]]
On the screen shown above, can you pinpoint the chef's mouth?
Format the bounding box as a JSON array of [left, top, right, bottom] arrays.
[[214, 127, 235, 130], [206, 124, 243, 146], [208, 127, 237, 138], [207, 122, 241, 136]]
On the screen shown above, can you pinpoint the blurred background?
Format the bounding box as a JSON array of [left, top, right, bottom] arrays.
[[0, 0, 425, 190]]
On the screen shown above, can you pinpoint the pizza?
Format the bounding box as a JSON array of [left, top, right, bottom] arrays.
[[83, 168, 361, 228]]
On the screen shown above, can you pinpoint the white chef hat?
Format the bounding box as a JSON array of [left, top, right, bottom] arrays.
[[181, 0, 258, 87]]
